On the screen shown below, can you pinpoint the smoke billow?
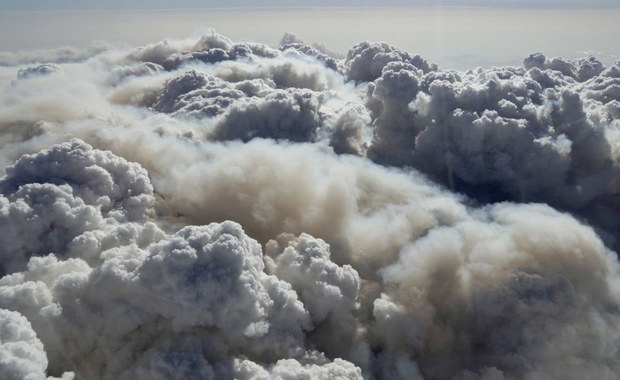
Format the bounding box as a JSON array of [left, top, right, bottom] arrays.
[[1, 28, 620, 380]]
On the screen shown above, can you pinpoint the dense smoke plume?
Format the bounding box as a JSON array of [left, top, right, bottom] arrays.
[[1, 29, 620, 379]]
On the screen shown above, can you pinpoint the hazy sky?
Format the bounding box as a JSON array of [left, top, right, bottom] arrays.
[[1, 6, 618, 70], [0, 2, 618, 71], [1, 0, 619, 10]]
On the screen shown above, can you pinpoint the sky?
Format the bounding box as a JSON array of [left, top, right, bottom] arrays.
[[1, 0, 619, 10], [0, 6, 618, 70]]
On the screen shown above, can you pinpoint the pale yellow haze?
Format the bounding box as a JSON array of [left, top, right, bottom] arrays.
[[0, 7, 618, 70]]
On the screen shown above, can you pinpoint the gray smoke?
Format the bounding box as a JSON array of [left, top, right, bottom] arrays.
[[1, 29, 620, 380]]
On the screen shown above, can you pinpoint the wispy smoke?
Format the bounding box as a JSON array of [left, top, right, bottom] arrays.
[[0, 29, 619, 380]]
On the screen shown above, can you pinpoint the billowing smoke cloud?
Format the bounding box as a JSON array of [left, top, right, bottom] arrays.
[[1, 29, 620, 380], [366, 54, 620, 246]]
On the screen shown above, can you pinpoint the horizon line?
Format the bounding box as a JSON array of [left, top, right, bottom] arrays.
[[1, 5, 619, 12]]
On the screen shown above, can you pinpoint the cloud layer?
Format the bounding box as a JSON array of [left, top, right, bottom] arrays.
[[1, 30, 620, 379]]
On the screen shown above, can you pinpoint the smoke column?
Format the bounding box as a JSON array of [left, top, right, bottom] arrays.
[[0, 29, 620, 379]]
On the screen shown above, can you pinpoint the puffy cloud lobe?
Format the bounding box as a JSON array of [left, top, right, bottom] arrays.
[[0, 139, 154, 222], [0, 184, 102, 274], [161, 44, 254, 71], [16, 64, 61, 80], [108, 62, 163, 85], [210, 89, 323, 142], [580, 61, 620, 105], [523, 53, 605, 82], [265, 233, 360, 357], [152, 70, 256, 117], [326, 102, 372, 156], [124, 349, 363, 380], [205, 53, 342, 91], [345, 41, 437, 83], [412, 108, 573, 203], [279, 32, 342, 73], [605, 100, 620, 119], [120, 343, 223, 380], [133, 222, 311, 358], [0, 309, 48, 380], [524, 66, 574, 90], [130, 30, 279, 71], [281, 43, 340, 72], [65, 221, 165, 263], [127, 40, 186, 67], [366, 62, 424, 165], [233, 357, 363, 380], [152, 70, 274, 118], [266, 233, 359, 323], [0, 140, 164, 274]]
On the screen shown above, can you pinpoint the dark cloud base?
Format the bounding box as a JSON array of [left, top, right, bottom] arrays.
[[1, 30, 620, 380]]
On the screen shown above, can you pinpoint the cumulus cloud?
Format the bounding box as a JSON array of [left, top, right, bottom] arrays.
[[265, 233, 360, 357], [523, 53, 605, 82], [374, 203, 620, 379], [364, 55, 620, 247], [1, 30, 620, 380], [345, 41, 437, 83], [210, 89, 323, 142], [0, 139, 160, 274], [0, 309, 49, 380], [279, 32, 342, 73], [107, 62, 163, 86], [0, 139, 155, 222], [16, 64, 62, 80], [151, 70, 265, 117]]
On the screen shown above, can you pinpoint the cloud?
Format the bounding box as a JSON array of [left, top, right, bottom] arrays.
[[345, 41, 437, 83], [0, 140, 160, 274], [151, 70, 259, 117], [265, 233, 360, 357], [374, 203, 620, 378], [16, 64, 62, 80], [365, 56, 620, 249], [0, 309, 50, 380], [0, 44, 110, 67], [0, 139, 155, 222], [210, 89, 323, 142], [1, 30, 620, 380], [523, 53, 605, 82]]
